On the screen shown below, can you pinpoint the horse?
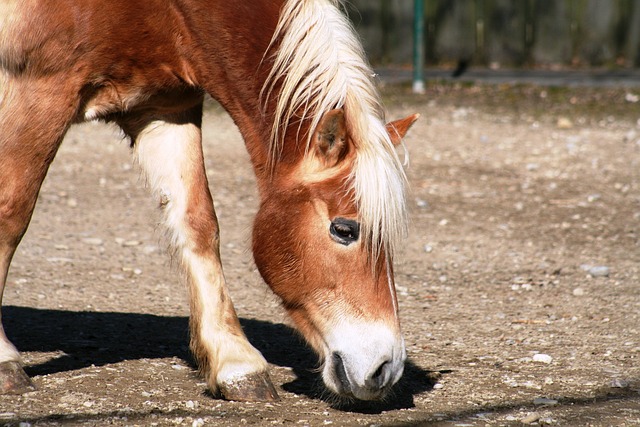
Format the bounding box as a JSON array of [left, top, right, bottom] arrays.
[[0, 0, 418, 401]]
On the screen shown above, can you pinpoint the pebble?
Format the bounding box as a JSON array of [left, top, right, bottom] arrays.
[[522, 380, 542, 390], [611, 379, 629, 388], [556, 117, 573, 129], [47, 257, 74, 264], [520, 412, 541, 424], [171, 364, 188, 370], [533, 353, 553, 364], [82, 237, 104, 246], [416, 198, 428, 208], [572, 288, 585, 296], [588, 266, 610, 277], [397, 288, 409, 297], [143, 245, 159, 254], [533, 397, 558, 406]]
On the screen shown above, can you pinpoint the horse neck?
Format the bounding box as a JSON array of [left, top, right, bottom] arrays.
[[181, 0, 288, 183]]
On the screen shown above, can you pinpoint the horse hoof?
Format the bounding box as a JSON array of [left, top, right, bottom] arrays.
[[218, 371, 280, 402], [0, 361, 36, 394]]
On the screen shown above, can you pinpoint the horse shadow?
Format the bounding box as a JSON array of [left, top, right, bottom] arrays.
[[4, 306, 436, 412]]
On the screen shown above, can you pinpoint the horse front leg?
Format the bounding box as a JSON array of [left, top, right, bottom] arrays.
[[128, 105, 279, 401], [0, 76, 79, 393]]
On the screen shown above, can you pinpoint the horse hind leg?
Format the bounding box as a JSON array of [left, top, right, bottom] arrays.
[[127, 105, 279, 401], [0, 76, 79, 393]]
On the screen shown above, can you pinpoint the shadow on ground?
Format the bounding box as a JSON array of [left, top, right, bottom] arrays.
[[4, 306, 435, 412]]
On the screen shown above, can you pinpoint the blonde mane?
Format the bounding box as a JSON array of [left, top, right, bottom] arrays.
[[262, 0, 408, 259]]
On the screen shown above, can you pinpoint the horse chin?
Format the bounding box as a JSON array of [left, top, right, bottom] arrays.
[[318, 320, 406, 401]]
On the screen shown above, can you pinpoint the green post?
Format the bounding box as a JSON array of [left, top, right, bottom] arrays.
[[413, 0, 425, 94]]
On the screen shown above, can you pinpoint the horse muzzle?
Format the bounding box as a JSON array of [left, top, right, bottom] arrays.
[[321, 321, 406, 400]]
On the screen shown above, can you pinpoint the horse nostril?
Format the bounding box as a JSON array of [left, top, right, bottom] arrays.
[[332, 352, 351, 394], [366, 359, 390, 389]]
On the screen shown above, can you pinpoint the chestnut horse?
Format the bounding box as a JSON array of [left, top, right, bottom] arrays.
[[0, 0, 417, 401]]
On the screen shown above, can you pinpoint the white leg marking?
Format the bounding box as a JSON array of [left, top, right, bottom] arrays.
[[134, 117, 267, 388], [0, 255, 21, 365]]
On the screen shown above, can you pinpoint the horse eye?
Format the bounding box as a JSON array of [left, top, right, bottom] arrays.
[[330, 218, 360, 245]]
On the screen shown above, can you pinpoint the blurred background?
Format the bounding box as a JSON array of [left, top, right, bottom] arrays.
[[347, 0, 640, 68]]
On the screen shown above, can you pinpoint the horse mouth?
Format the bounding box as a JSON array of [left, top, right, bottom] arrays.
[[324, 350, 401, 401]]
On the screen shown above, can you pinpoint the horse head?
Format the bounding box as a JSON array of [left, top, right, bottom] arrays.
[[253, 110, 418, 400]]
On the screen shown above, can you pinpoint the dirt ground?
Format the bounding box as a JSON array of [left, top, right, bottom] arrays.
[[2, 82, 639, 426]]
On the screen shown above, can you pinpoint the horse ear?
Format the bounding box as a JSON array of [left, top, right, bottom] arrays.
[[386, 113, 420, 146], [312, 108, 348, 168]]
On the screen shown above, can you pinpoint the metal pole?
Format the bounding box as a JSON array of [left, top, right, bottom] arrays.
[[413, 0, 425, 94]]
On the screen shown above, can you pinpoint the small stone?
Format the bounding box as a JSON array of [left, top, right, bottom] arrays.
[[416, 198, 428, 208], [533, 353, 553, 364], [533, 397, 558, 406], [424, 244, 433, 253], [185, 400, 195, 409], [521, 412, 541, 424], [611, 379, 629, 388], [192, 418, 204, 427], [82, 237, 104, 246], [522, 380, 542, 389], [143, 245, 159, 254], [557, 117, 573, 129], [171, 364, 188, 370], [47, 257, 74, 264], [123, 240, 141, 247], [588, 266, 610, 277], [67, 198, 78, 208], [432, 382, 444, 390], [573, 288, 585, 296]]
